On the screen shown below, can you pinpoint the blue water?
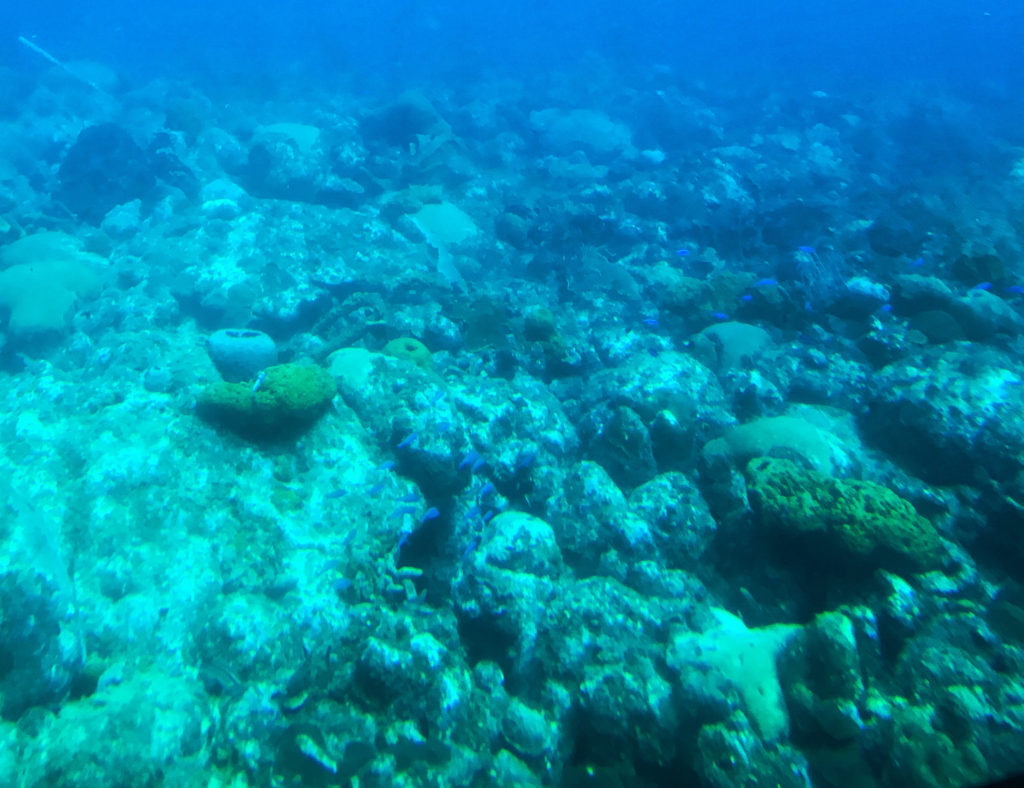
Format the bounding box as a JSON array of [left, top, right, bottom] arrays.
[[2, 1, 1024, 786], [6, 1, 1024, 88]]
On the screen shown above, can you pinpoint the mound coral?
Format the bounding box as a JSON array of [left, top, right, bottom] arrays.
[[197, 363, 336, 439], [745, 457, 945, 572], [0, 231, 106, 336]]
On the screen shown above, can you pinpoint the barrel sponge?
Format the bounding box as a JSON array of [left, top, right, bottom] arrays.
[[207, 329, 278, 382], [197, 363, 336, 439], [382, 337, 433, 370]]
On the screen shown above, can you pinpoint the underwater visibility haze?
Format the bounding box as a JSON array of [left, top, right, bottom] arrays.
[[1, 0, 1024, 785]]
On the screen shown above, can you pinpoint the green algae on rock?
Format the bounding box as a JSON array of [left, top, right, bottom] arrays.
[[745, 457, 946, 573], [197, 363, 336, 439]]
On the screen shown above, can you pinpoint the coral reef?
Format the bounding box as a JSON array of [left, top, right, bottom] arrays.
[[2, 36, 1024, 788]]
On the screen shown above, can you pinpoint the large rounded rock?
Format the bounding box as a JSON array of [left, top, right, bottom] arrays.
[[0, 494, 85, 720], [57, 124, 156, 224], [864, 349, 1024, 484]]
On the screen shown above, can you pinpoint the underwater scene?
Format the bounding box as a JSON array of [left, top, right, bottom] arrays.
[[2, 0, 1024, 786]]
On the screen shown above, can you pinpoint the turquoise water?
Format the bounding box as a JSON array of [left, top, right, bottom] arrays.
[[1, 3, 1023, 786]]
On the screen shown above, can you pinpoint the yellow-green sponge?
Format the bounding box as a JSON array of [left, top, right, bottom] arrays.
[[745, 457, 945, 572], [197, 363, 336, 439]]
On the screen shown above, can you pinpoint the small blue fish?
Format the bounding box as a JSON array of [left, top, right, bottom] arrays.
[[397, 433, 418, 449], [1006, 285, 1024, 295], [478, 482, 496, 498], [482, 510, 496, 523], [422, 507, 440, 522], [251, 370, 266, 395], [325, 489, 347, 499], [711, 311, 729, 321], [753, 278, 777, 288], [465, 505, 481, 520], [797, 245, 817, 255], [398, 491, 420, 503], [879, 304, 893, 313], [911, 257, 925, 267], [397, 531, 411, 549], [461, 537, 480, 560], [459, 450, 480, 471], [436, 420, 453, 433], [368, 481, 387, 495], [377, 461, 396, 471], [471, 458, 486, 473], [332, 578, 352, 592], [739, 294, 753, 302], [642, 317, 659, 327], [515, 451, 537, 470], [972, 282, 992, 291], [389, 505, 417, 519], [675, 248, 690, 256]]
